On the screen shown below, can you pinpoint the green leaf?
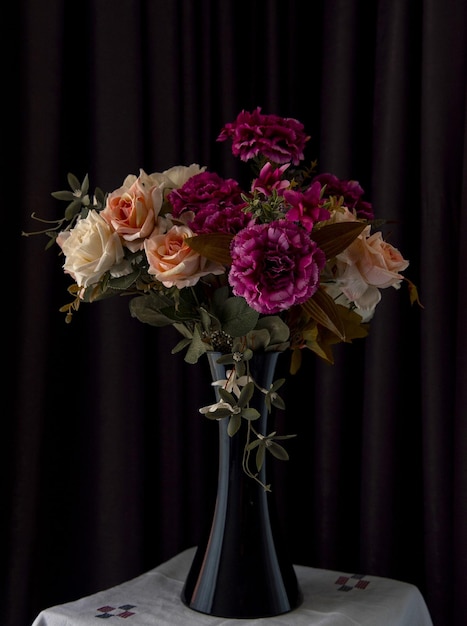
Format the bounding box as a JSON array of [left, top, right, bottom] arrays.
[[184, 325, 209, 364], [221, 297, 259, 337], [129, 295, 174, 326], [227, 414, 242, 436], [80, 173, 90, 195], [95, 187, 106, 207], [237, 381, 255, 407], [255, 444, 266, 471], [64, 199, 83, 221], [204, 408, 233, 420], [270, 394, 286, 411], [67, 173, 82, 191], [171, 337, 192, 354], [218, 388, 236, 405], [254, 316, 290, 345], [51, 190, 76, 202], [267, 441, 290, 461], [172, 323, 193, 339], [106, 271, 140, 290], [242, 407, 261, 421]]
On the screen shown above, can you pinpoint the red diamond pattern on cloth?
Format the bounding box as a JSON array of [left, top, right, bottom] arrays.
[[335, 575, 371, 591], [95, 605, 137, 618]]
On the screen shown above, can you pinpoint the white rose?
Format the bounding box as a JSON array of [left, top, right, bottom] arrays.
[[148, 164, 206, 192], [56, 210, 126, 287]]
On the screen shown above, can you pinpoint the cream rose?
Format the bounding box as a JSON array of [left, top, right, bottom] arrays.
[[56, 210, 127, 287], [144, 223, 224, 288], [149, 163, 206, 189], [100, 169, 163, 252]]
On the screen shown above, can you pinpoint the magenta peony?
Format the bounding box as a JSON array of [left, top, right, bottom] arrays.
[[217, 107, 309, 166], [168, 171, 250, 235], [229, 220, 326, 314]]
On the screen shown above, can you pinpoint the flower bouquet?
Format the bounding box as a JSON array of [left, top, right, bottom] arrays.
[[25, 107, 419, 488]]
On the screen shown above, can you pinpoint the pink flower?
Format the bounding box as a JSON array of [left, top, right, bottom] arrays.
[[326, 227, 410, 321], [283, 181, 330, 232], [229, 220, 326, 314], [312, 172, 374, 220], [251, 163, 291, 196], [144, 222, 225, 288], [168, 171, 250, 235], [217, 107, 309, 166], [100, 169, 163, 252]]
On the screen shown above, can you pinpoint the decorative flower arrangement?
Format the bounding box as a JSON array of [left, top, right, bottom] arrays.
[[25, 107, 419, 489]]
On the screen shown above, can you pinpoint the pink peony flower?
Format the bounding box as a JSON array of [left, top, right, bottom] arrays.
[[217, 107, 309, 166], [251, 163, 291, 196], [168, 171, 250, 235], [311, 172, 374, 220], [283, 181, 330, 232], [229, 220, 326, 314]]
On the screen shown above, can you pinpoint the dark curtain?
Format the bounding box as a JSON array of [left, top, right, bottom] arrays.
[[5, 1, 466, 625]]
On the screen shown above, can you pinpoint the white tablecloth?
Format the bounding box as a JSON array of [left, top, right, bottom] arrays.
[[31, 547, 433, 625]]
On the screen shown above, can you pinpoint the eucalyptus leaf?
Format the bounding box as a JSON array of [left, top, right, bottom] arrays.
[[64, 199, 83, 221], [171, 337, 192, 354], [94, 187, 106, 206], [80, 173, 90, 195], [218, 388, 236, 405], [254, 316, 290, 345], [204, 408, 233, 420], [267, 441, 290, 461], [51, 190, 76, 202], [270, 394, 286, 411], [227, 414, 242, 436], [129, 296, 174, 326], [67, 173, 81, 191], [184, 325, 209, 364], [255, 444, 266, 471], [107, 271, 140, 290], [238, 382, 255, 407], [221, 297, 259, 337], [242, 407, 261, 421]]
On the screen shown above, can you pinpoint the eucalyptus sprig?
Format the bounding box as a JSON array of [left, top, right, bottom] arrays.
[[200, 349, 295, 491]]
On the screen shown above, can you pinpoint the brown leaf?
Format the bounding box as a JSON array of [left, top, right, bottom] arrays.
[[186, 233, 233, 265], [311, 221, 367, 258], [300, 288, 346, 340]]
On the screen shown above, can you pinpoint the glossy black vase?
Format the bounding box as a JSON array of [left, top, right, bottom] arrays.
[[181, 351, 303, 618]]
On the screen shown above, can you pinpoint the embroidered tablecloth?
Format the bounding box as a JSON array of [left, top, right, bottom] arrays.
[[31, 547, 433, 625]]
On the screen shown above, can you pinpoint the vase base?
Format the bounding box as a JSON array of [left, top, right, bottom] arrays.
[[181, 543, 303, 619]]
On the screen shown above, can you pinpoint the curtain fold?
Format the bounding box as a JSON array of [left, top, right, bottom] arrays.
[[6, 1, 466, 625]]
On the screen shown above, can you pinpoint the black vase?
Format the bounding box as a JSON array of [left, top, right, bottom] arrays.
[[181, 351, 303, 618]]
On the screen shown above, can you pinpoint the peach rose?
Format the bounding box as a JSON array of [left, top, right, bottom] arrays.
[[144, 222, 224, 288], [56, 210, 129, 287], [100, 169, 163, 252], [331, 229, 409, 320]]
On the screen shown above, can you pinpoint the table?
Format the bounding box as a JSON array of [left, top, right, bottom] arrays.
[[31, 547, 433, 625]]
